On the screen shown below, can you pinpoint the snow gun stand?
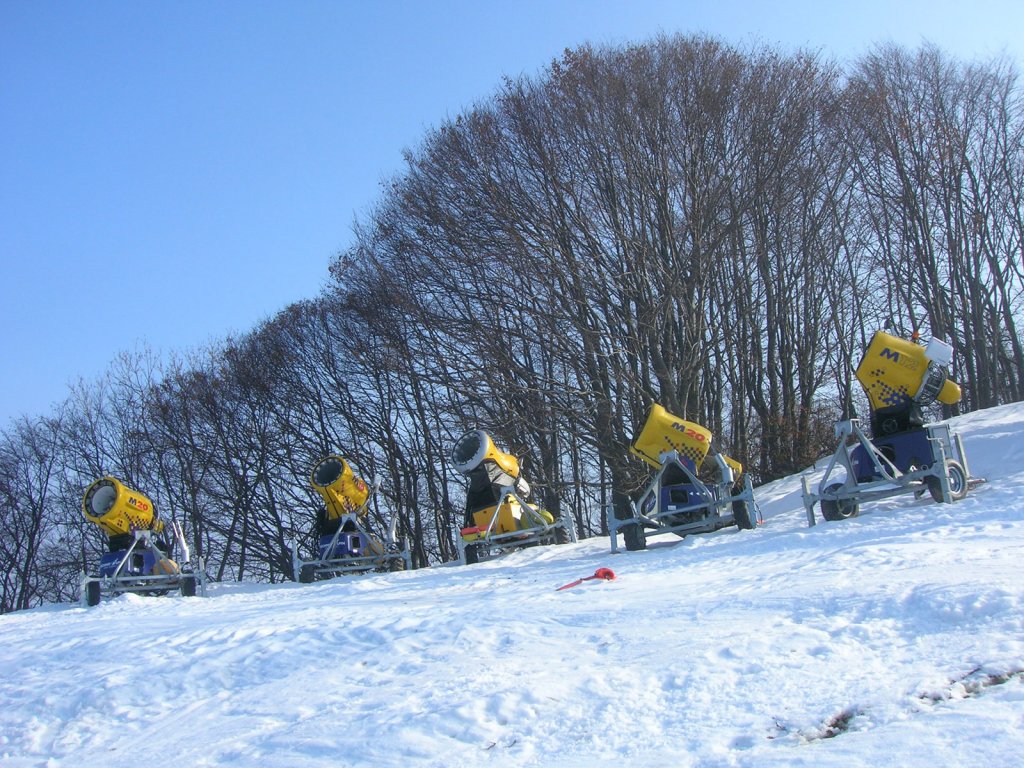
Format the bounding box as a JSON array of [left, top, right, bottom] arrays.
[[81, 525, 204, 607], [293, 512, 409, 583], [802, 418, 979, 525], [458, 486, 576, 565], [608, 451, 757, 553]]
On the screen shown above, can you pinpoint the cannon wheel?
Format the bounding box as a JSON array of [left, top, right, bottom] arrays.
[[733, 499, 755, 530], [820, 482, 860, 521], [298, 564, 317, 583], [180, 575, 197, 598], [464, 543, 482, 565], [85, 580, 101, 607], [622, 523, 647, 551], [927, 460, 968, 503]]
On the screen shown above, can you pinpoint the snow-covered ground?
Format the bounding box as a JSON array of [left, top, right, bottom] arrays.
[[2, 404, 1024, 767]]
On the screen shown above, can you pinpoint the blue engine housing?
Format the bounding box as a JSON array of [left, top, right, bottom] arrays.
[[850, 427, 940, 482], [98, 548, 163, 578], [658, 483, 713, 516], [638, 455, 714, 523], [318, 532, 369, 560]]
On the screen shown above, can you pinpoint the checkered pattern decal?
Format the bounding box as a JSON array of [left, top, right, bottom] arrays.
[[867, 366, 911, 407]]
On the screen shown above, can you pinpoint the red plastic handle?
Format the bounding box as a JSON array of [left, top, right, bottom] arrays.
[[556, 567, 616, 591]]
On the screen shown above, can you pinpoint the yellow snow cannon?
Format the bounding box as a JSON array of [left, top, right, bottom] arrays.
[[310, 455, 371, 521], [80, 477, 202, 607], [452, 430, 540, 533], [82, 476, 162, 538], [855, 330, 961, 436], [629, 403, 743, 477], [801, 330, 976, 527], [609, 404, 756, 553], [451, 429, 574, 564], [294, 454, 409, 582]]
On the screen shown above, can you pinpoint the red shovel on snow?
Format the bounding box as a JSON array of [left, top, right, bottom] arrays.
[[556, 567, 616, 591]]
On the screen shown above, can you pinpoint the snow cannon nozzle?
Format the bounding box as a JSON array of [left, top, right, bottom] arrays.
[[451, 429, 522, 481], [82, 476, 161, 539], [310, 454, 370, 520]]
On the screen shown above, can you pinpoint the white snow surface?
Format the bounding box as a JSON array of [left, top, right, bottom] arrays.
[[3, 404, 1024, 767]]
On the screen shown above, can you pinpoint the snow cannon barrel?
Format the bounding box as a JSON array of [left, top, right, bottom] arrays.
[[82, 477, 161, 539], [452, 429, 519, 478], [451, 430, 531, 496], [310, 455, 371, 520], [630, 404, 726, 472], [855, 331, 962, 435]]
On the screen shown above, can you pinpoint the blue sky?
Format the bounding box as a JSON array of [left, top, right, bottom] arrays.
[[2, 0, 1022, 426]]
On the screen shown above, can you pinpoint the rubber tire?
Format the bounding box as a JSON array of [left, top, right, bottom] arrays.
[[464, 544, 481, 565], [298, 564, 317, 584], [555, 524, 571, 544], [733, 499, 755, 530], [820, 482, 860, 521], [180, 575, 197, 598], [85, 581, 101, 607], [387, 557, 406, 572], [622, 523, 647, 551], [927, 460, 968, 503]]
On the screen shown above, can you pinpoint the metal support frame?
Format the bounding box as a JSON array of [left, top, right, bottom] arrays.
[[607, 451, 757, 553], [456, 485, 577, 564], [292, 484, 410, 580], [801, 419, 966, 526], [291, 512, 410, 580], [81, 521, 205, 603]]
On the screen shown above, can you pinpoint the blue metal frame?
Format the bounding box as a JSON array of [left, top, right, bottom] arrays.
[[81, 522, 205, 604], [292, 481, 411, 580], [608, 451, 757, 553], [801, 419, 970, 526]]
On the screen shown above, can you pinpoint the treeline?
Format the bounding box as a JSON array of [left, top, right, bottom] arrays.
[[3, 36, 1022, 612]]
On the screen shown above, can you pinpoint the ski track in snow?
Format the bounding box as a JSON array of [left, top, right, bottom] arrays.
[[2, 403, 1024, 766]]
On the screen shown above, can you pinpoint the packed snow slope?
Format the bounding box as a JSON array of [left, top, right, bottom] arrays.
[[3, 404, 1024, 767]]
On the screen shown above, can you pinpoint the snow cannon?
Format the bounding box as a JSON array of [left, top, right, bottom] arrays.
[[629, 403, 743, 477], [608, 404, 756, 553], [311, 455, 371, 521], [855, 331, 961, 437], [293, 453, 409, 582], [452, 429, 532, 508], [802, 330, 977, 526], [452, 430, 575, 565], [80, 477, 202, 607], [83, 477, 162, 540]]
